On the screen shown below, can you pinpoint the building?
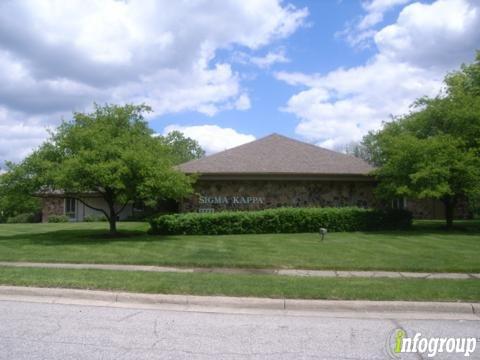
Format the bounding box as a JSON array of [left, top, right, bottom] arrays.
[[177, 134, 377, 213], [39, 133, 470, 221], [177, 134, 471, 219], [40, 191, 134, 222]]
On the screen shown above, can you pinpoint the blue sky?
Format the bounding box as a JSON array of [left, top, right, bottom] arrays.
[[156, 0, 378, 141], [0, 0, 478, 163]]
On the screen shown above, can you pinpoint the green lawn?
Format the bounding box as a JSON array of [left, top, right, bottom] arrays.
[[0, 220, 479, 272], [0, 266, 478, 302]]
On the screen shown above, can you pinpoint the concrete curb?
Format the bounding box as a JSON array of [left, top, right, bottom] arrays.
[[284, 299, 476, 314], [0, 285, 478, 315]]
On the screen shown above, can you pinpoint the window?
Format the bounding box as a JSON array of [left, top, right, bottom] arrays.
[[65, 198, 76, 219], [391, 198, 407, 210]]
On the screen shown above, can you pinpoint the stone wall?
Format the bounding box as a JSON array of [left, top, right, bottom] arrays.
[[41, 182, 472, 220], [181, 179, 472, 220], [41, 197, 64, 222], [406, 198, 471, 220], [180, 179, 377, 212], [41, 196, 134, 222]]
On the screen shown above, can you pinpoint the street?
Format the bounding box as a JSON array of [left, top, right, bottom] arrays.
[[0, 298, 479, 360]]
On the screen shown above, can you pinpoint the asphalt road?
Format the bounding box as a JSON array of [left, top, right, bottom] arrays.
[[0, 299, 479, 360]]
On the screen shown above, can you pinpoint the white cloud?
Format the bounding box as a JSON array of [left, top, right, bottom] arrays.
[[249, 49, 290, 68], [0, 0, 307, 163], [375, 0, 480, 69], [277, 0, 480, 150], [232, 48, 290, 69], [340, 0, 411, 48], [0, 108, 50, 168], [361, 0, 412, 26], [234, 94, 252, 111], [163, 124, 256, 154], [0, 124, 48, 164]]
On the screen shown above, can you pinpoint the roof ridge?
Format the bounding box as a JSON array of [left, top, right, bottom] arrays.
[[251, 133, 367, 164]]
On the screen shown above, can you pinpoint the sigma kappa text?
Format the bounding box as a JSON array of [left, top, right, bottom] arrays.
[[199, 195, 265, 205]]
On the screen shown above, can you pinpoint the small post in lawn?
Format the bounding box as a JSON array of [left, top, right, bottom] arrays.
[[319, 228, 327, 241]]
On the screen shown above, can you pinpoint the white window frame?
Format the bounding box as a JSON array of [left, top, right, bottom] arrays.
[[64, 198, 77, 219], [391, 197, 407, 210]]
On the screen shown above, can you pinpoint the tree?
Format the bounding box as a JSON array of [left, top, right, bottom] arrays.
[[6, 104, 194, 234], [362, 53, 480, 228], [345, 141, 374, 164], [0, 162, 41, 222], [373, 134, 479, 228], [159, 130, 205, 165]]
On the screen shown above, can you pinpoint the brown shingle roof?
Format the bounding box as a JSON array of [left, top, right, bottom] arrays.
[[178, 134, 374, 176]]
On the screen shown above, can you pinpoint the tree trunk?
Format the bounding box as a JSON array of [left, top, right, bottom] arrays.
[[107, 199, 118, 236], [108, 216, 117, 235], [442, 197, 455, 230]]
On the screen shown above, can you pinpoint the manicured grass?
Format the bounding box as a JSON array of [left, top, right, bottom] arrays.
[[0, 221, 479, 272], [0, 266, 478, 302]]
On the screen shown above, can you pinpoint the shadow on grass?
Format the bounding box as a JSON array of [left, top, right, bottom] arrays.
[[0, 220, 478, 246], [359, 220, 480, 236], [417, 220, 480, 233], [0, 229, 162, 245]]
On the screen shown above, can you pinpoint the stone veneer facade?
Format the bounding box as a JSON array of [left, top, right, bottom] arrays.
[[406, 198, 471, 220], [180, 178, 377, 212], [41, 180, 472, 220], [40, 196, 135, 222], [41, 197, 64, 222], [180, 178, 472, 219]]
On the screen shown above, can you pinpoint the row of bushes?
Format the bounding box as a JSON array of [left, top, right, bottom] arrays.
[[4, 212, 41, 224], [47, 214, 107, 223], [149, 207, 412, 235], [5, 214, 72, 224], [47, 215, 69, 223], [3, 213, 108, 223]]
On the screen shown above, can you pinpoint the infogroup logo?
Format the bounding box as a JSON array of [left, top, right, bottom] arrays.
[[386, 329, 478, 358]]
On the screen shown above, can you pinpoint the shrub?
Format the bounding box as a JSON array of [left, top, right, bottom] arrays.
[[84, 214, 107, 222], [6, 213, 38, 224], [149, 207, 412, 235], [125, 213, 148, 222], [48, 215, 70, 223]]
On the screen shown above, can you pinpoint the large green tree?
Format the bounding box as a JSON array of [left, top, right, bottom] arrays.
[[363, 53, 480, 228], [5, 104, 194, 234], [159, 130, 205, 165]]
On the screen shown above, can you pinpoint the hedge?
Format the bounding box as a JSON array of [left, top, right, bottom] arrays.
[[149, 207, 412, 235], [47, 215, 70, 223], [84, 214, 107, 222], [6, 213, 39, 224]]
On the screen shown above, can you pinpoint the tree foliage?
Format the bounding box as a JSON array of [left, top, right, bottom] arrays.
[[2, 104, 195, 233], [362, 52, 480, 227], [0, 162, 41, 222], [344, 141, 374, 164], [158, 130, 205, 165]]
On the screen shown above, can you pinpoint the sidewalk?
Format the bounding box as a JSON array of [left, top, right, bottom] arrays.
[[0, 261, 479, 280]]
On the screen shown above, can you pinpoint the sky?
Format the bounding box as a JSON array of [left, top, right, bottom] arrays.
[[0, 0, 479, 166]]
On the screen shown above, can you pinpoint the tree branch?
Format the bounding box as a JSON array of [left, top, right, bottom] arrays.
[[72, 196, 109, 219], [115, 201, 130, 217]]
